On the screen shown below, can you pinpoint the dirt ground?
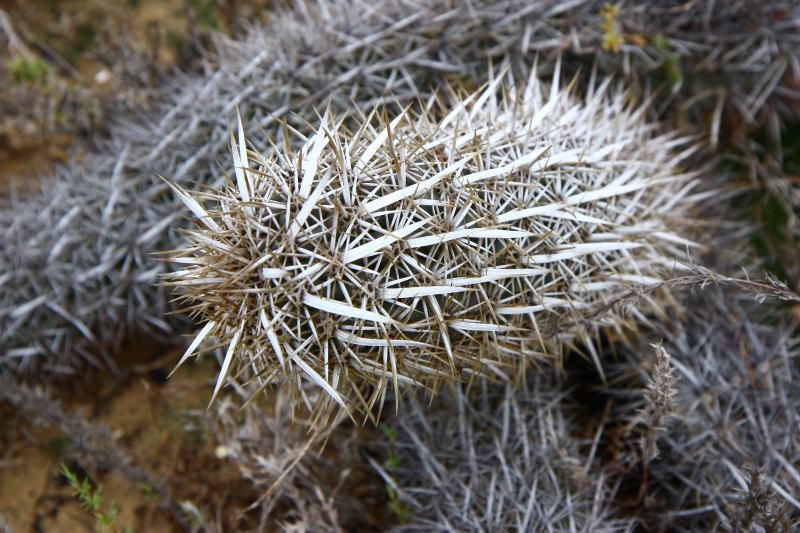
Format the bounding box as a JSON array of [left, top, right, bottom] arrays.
[[1, 343, 397, 532], [0, 340, 391, 532], [0, 346, 261, 532], [0, 0, 270, 193]]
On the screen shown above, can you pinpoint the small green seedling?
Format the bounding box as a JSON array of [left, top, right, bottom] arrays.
[[61, 464, 132, 533], [7, 54, 50, 86], [652, 34, 683, 87], [380, 424, 412, 524]]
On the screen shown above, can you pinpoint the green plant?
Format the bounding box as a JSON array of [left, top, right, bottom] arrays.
[[7, 54, 50, 86], [651, 34, 683, 88], [380, 424, 412, 524], [599, 3, 624, 52], [61, 463, 132, 533], [138, 482, 158, 502], [185, 0, 219, 31]]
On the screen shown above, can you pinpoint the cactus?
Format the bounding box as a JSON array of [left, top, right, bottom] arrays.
[[384, 374, 635, 532], [0, 0, 798, 531], [604, 290, 800, 531], [382, 289, 800, 532], [3, 0, 799, 374], [166, 69, 699, 421]]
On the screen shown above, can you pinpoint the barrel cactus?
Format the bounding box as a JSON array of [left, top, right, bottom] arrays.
[[166, 69, 698, 422]]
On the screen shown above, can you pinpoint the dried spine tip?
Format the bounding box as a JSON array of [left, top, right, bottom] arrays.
[[166, 71, 697, 421], [638, 342, 678, 470]]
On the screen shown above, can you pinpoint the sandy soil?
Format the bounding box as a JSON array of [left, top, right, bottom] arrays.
[[0, 344, 270, 531]]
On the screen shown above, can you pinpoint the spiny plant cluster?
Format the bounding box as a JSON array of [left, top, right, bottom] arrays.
[[0, 1, 799, 530], [385, 290, 800, 531], [386, 373, 636, 532], [3, 0, 799, 373], [607, 291, 800, 532], [211, 384, 367, 530], [166, 69, 698, 420]]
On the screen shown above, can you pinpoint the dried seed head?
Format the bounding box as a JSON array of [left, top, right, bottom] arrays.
[[166, 71, 699, 423]]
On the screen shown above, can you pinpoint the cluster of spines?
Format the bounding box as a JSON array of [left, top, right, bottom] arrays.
[[166, 69, 697, 421], [384, 291, 800, 531], [3, 0, 798, 372]]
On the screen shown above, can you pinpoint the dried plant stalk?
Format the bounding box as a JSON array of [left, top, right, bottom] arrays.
[[593, 289, 800, 531], [639, 342, 677, 464]]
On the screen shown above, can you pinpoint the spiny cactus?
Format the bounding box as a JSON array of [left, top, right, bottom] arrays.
[[165, 69, 699, 421], [212, 383, 379, 530], [381, 289, 800, 532], [584, 289, 800, 531], [3, 0, 798, 374], [587, 1, 800, 136], [0, 2, 797, 530], [3, 0, 571, 371], [383, 374, 636, 532]]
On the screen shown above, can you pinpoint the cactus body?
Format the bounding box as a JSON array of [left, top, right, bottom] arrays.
[[168, 71, 698, 419]]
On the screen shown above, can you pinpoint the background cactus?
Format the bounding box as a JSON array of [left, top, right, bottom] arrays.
[[385, 289, 800, 531], [384, 374, 636, 532]]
